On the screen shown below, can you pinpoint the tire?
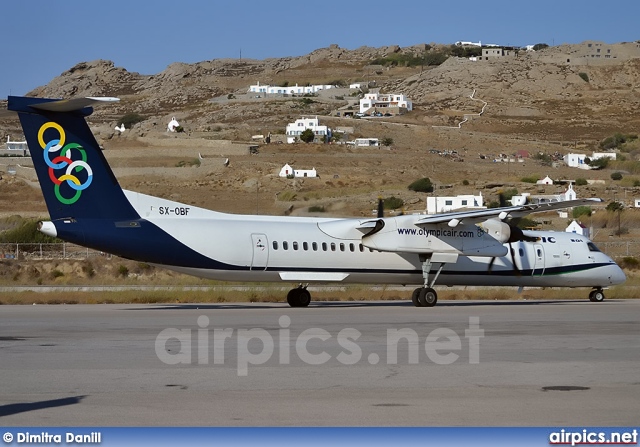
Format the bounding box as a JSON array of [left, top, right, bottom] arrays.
[[287, 288, 311, 307], [423, 287, 438, 307], [298, 288, 311, 307], [417, 288, 437, 307], [590, 290, 605, 302], [287, 289, 301, 307], [411, 288, 422, 307]]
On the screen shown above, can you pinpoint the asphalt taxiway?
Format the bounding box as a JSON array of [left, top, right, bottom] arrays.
[[1, 299, 639, 426]]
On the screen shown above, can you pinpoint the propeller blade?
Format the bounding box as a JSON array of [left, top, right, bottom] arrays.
[[510, 243, 522, 276], [488, 257, 496, 273], [377, 198, 384, 218]]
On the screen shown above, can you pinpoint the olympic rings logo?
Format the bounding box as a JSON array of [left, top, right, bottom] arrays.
[[38, 122, 93, 205]]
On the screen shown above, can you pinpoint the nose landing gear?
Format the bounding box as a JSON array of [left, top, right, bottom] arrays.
[[588, 288, 605, 302]]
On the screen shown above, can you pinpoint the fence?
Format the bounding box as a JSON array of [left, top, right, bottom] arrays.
[[2, 241, 639, 262], [0, 243, 109, 261]]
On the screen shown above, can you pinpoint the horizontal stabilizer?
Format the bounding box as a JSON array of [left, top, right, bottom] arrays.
[[8, 96, 119, 114]]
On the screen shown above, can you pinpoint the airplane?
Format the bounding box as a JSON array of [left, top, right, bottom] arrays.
[[5, 95, 626, 307]]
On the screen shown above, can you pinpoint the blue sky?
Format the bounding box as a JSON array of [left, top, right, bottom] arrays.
[[1, 0, 638, 99]]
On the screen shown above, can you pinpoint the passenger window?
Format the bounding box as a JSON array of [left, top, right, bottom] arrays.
[[359, 244, 364, 252], [303, 242, 308, 251], [283, 241, 288, 250], [350, 243, 355, 252], [340, 243, 345, 252], [322, 242, 327, 251], [331, 243, 336, 251], [293, 242, 298, 250], [273, 241, 278, 250], [519, 248, 524, 257], [312, 242, 318, 251]]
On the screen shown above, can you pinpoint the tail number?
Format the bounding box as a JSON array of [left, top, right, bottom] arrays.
[[159, 206, 190, 216]]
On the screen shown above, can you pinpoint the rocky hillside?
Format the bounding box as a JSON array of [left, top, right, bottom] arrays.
[[0, 41, 637, 145]]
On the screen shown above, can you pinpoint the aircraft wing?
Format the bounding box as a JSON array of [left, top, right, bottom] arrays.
[[414, 198, 602, 227]]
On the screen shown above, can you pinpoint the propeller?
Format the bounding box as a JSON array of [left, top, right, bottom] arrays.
[[488, 192, 538, 274]]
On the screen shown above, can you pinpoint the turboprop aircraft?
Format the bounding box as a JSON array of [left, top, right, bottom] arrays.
[[6, 96, 626, 307]]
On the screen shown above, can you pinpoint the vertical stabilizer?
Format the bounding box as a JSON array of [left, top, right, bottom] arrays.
[[7, 96, 139, 221]]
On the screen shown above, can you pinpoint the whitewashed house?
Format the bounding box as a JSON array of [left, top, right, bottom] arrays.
[[426, 193, 484, 214], [592, 152, 617, 161], [537, 175, 554, 185], [565, 152, 616, 169], [3, 136, 28, 156], [285, 116, 330, 144], [564, 153, 588, 168], [354, 138, 379, 147], [563, 154, 589, 169], [279, 163, 317, 178], [566, 220, 589, 238], [249, 82, 335, 96], [511, 183, 577, 206], [360, 91, 413, 114]]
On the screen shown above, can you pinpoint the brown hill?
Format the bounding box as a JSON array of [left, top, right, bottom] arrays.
[[2, 41, 640, 222]]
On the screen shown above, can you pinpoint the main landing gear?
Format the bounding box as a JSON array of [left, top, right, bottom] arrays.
[[588, 288, 605, 302], [287, 285, 311, 307], [412, 254, 456, 308]]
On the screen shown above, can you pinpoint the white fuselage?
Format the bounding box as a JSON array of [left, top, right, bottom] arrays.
[[124, 191, 626, 289]]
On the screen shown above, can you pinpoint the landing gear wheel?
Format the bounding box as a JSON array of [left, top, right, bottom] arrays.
[[418, 287, 438, 307], [411, 288, 423, 307], [589, 289, 605, 302], [287, 288, 311, 307]]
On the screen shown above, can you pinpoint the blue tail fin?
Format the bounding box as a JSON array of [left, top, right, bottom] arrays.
[[8, 96, 139, 221]]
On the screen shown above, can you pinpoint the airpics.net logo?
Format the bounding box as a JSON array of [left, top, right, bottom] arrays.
[[155, 316, 484, 376]]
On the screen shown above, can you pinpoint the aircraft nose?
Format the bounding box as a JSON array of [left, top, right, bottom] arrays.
[[609, 263, 626, 285]]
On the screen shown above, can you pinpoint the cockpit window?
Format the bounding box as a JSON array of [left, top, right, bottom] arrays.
[[587, 242, 601, 252]]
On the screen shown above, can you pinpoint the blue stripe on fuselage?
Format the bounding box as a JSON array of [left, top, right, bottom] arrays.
[[52, 218, 616, 279]]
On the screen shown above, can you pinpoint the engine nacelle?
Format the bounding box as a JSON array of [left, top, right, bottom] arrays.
[[477, 218, 511, 243], [38, 221, 58, 238]]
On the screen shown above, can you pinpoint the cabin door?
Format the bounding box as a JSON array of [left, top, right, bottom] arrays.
[[532, 244, 545, 276], [250, 233, 269, 271]]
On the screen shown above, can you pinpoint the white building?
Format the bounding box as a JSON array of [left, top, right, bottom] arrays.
[[167, 117, 180, 132], [455, 41, 482, 47], [536, 175, 554, 185], [5, 136, 28, 152], [285, 116, 330, 144], [511, 183, 577, 206], [279, 163, 317, 178], [249, 82, 335, 96], [426, 193, 484, 214], [349, 82, 365, 89], [359, 91, 413, 114], [566, 220, 590, 238], [592, 152, 617, 161], [564, 153, 588, 168], [564, 152, 617, 169], [563, 183, 577, 201], [354, 138, 379, 147]]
